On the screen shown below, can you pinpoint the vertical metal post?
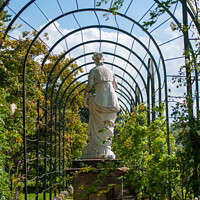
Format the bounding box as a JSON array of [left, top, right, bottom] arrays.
[[54, 104, 57, 197], [147, 58, 151, 155], [147, 59, 150, 127], [135, 85, 140, 107], [36, 81, 40, 200], [59, 110, 61, 193], [182, 0, 193, 119], [23, 64, 28, 200], [44, 92, 48, 200], [149, 58, 155, 121], [50, 100, 53, 199], [164, 74, 171, 200], [63, 113, 65, 191], [195, 68, 200, 123], [182, 1, 200, 197]]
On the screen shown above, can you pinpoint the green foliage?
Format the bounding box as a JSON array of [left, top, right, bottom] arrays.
[[0, 8, 87, 197], [112, 102, 199, 199], [142, 0, 178, 29], [1, 1, 199, 198], [96, 0, 124, 12], [168, 2, 200, 196], [112, 104, 174, 199], [78, 103, 199, 199], [0, 0, 11, 23], [96, 1, 200, 197], [171, 102, 200, 199], [0, 89, 10, 198], [96, 0, 124, 20], [96, 0, 179, 29], [76, 161, 120, 198]]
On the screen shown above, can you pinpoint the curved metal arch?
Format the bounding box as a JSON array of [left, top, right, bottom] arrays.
[[21, 9, 164, 123], [154, 0, 200, 34], [70, 86, 132, 112], [53, 61, 139, 108], [39, 26, 160, 91], [47, 48, 148, 112], [36, 24, 162, 116], [41, 24, 159, 75], [62, 81, 130, 117], [115, 74, 139, 104], [70, 84, 135, 112], [22, 9, 162, 92], [17, 6, 197, 124], [38, 25, 156, 101], [147, 58, 156, 125], [55, 71, 139, 128], [56, 70, 138, 115], [51, 60, 139, 116], [50, 52, 145, 111], [70, 89, 127, 116], [47, 49, 148, 107], [0, 0, 10, 14], [53, 58, 143, 103], [0, 0, 36, 48], [18, 7, 168, 64], [42, 36, 155, 92], [117, 83, 135, 106]]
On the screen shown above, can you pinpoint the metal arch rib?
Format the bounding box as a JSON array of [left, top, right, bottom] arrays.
[[49, 52, 145, 113], [0, 0, 36, 49]]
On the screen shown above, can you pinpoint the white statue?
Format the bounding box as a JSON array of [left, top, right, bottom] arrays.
[[82, 52, 120, 159]]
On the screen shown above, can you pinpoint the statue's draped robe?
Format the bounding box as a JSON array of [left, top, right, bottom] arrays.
[[82, 65, 120, 159]]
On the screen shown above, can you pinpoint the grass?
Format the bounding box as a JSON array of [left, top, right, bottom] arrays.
[[18, 193, 73, 199]]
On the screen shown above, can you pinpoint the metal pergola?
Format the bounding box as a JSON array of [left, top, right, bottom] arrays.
[[0, 0, 199, 199]]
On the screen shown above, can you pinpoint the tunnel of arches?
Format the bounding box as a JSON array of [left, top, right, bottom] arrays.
[[0, 0, 199, 199]]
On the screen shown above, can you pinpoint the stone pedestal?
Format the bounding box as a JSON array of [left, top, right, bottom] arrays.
[[69, 159, 128, 200]]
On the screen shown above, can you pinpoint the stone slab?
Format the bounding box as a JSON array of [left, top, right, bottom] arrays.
[[73, 159, 121, 168]]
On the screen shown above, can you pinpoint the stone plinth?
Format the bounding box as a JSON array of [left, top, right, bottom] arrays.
[[69, 159, 128, 200]]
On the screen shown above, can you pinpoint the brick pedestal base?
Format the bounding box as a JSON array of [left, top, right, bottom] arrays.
[[71, 159, 127, 200]]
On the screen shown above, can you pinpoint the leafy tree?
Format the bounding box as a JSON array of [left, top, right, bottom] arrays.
[[0, 8, 87, 198]]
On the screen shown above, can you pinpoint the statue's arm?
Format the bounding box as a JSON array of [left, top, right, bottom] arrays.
[[84, 85, 91, 96], [84, 70, 94, 96], [112, 75, 118, 91]]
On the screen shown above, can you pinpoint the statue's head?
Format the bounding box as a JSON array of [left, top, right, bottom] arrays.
[[92, 52, 104, 65]]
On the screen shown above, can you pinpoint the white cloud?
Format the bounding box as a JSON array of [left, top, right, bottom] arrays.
[[10, 20, 189, 113], [9, 29, 22, 39]]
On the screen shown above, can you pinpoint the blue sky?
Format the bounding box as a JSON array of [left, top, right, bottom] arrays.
[[5, 0, 199, 119]]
